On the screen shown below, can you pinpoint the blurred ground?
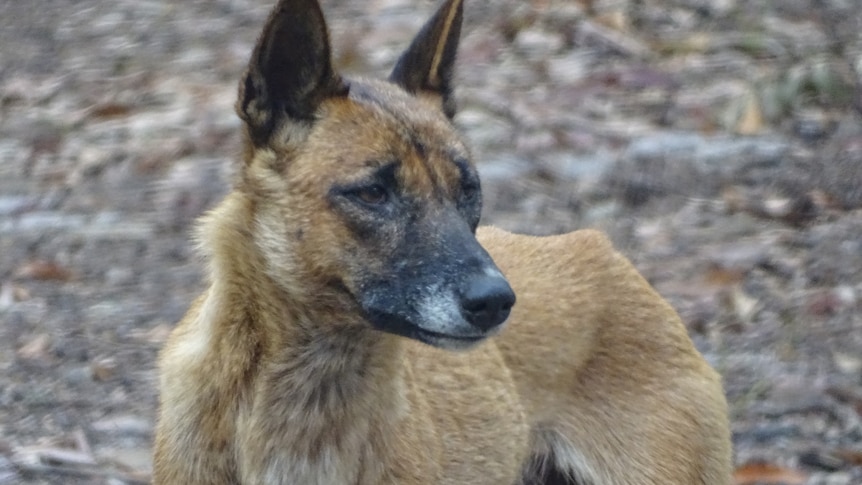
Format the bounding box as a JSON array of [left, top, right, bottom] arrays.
[[1, 0, 861, 483]]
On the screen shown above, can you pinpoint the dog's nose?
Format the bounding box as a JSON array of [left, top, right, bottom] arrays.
[[459, 274, 516, 331]]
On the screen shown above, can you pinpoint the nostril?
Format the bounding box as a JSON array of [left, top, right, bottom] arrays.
[[460, 275, 516, 331], [462, 297, 489, 315]]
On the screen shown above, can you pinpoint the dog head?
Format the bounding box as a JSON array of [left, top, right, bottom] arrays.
[[235, 0, 514, 350]]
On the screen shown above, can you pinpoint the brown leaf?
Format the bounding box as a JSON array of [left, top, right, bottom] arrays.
[[834, 448, 862, 466], [733, 462, 808, 485], [14, 260, 72, 281], [87, 102, 133, 120], [704, 263, 746, 286]]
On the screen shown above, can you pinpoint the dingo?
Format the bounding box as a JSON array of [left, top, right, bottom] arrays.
[[153, 0, 733, 483]]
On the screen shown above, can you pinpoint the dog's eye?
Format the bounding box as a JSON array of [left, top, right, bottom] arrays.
[[352, 185, 388, 205]]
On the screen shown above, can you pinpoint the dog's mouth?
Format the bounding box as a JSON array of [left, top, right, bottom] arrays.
[[408, 326, 488, 349], [341, 277, 502, 350], [360, 306, 491, 350]]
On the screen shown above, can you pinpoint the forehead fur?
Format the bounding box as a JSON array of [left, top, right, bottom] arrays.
[[279, 77, 472, 196], [347, 79, 454, 133], [343, 78, 469, 158]]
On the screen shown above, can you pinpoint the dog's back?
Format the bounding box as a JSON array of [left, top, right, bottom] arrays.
[[479, 227, 731, 484]]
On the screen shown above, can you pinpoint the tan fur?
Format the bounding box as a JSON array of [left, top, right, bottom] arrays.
[[154, 1, 732, 483], [482, 226, 732, 484]]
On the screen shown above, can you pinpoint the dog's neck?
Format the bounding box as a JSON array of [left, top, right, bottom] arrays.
[[201, 193, 409, 482], [203, 192, 407, 397]]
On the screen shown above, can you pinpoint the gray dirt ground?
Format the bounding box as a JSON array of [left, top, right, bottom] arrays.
[[1, 0, 861, 483]]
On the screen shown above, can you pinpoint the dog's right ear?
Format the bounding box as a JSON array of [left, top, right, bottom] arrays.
[[237, 0, 348, 146]]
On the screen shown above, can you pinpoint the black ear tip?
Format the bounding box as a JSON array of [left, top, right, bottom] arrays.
[[389, 0, 464, 106], [238, 0, 350, 144]]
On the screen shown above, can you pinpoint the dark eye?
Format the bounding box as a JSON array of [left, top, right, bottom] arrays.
[[351, 184, 387, 206]]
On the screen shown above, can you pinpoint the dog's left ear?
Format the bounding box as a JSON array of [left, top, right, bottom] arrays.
[[389, 0, 463, 119]]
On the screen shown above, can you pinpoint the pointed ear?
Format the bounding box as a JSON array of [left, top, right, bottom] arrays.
[[389, 0, 463, 118], [237, 0, 349, 145]]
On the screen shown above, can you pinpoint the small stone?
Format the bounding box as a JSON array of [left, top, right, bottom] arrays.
[[91, 357, 119, 382], [0, 283, 17, 309], [823, 471, 852, 485], [16, 334, 52, 362], [99, 447, 153, 474], [104, 267, 135, 287], [833, 352, 862, 376], [456, 109, 514, 148], [130, 323, 173, 344], [516, 130, 557, 154], [64, 366, 94, 385], [92, 415, 152, 437], [547, 53, 589, 85], [513, 28, 565, 56]]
